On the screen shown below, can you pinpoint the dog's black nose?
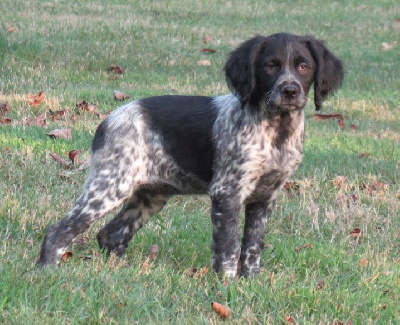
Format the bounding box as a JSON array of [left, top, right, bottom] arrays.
[[282, 85, 299, 99]]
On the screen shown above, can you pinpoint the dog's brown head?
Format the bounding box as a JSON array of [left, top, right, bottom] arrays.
[[224, 33, 344, 111]]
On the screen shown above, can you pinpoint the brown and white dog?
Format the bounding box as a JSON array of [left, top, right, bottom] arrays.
[[38, 33, 343, 278]]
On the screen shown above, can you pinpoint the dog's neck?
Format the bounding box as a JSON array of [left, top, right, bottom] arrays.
[[258, 107, 305, 149]]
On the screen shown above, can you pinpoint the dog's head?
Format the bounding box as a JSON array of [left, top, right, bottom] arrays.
[[224, 33, 344, 111]]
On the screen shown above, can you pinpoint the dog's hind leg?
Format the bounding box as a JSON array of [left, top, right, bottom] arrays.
[[97, 191, 169, 257], [37, 168, 135, 266]]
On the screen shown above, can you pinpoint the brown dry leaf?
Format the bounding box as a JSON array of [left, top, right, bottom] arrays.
[[211, 302, 230, 319], [197, 60, 211, 66], [77, 100, 97, 113], [50, 153, 71, 169], [46, 128, 72, 140], [49, 109, 68, 121], [185, 268, 198, 277], [68, 150, 81, 165], [360, 181, 384, 196], [0, 117, 12, 124], [192, 267, 209, 279], [284, 181, 300, 197], [107, 65, 126, 74], [350, 193, 358, 203], [61, 251, 73, 263], [204, 35, 213, 43], [26, 114, 47, 127], [338, 118, 345, 129], [8, 26, 17, 33], [313, 113, 344, 122], [381, 41, 397, 51], [331, 175, 347, 190], [314, 279, 325, 291], [149, 244, 159, 260], [350, 124, 357, 131], [27, 91, 45, 107], [201, 47, 216, 53], [350, 227, 362, 239], [359, 258, 369, 267], [114, 90, 130, 101], [284, 315, 295, 324], [96, 110, 113, 120], [359, 153, 370, 159], [77, 100, 89, 110], [0, 102, 9, 117], [295, 243, 313, 253]]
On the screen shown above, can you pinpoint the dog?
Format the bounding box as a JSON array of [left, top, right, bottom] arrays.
[[37, 33, 343, 278]]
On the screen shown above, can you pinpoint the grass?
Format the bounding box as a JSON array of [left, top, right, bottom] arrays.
[[0, 0, 399, 323]]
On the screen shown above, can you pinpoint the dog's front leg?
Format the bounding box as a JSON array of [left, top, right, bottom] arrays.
[[239, 201, 275, 277], [210, 195, 241, 279]]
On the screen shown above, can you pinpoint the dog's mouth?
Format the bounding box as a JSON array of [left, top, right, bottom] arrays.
[[265, 82, 308, 111], [276, 102, 303, 111], [267, 96, 307, 112]]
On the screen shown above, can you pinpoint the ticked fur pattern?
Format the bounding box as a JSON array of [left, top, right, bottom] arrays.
[[38, 33, 343, 278]]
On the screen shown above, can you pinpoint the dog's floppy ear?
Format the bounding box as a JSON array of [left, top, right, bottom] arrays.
[[305, 37, 344, 110], [224, 35, 268, 108]]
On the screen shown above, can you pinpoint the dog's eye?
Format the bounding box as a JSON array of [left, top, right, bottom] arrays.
[[265, 62, 278, 72], [297, 63, 309, 73]]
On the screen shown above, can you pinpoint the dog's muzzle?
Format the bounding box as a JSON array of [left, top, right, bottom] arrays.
[[270, 81, 306, 110]]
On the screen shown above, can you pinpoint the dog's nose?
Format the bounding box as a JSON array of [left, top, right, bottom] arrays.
[[282, 85, 299, 99]]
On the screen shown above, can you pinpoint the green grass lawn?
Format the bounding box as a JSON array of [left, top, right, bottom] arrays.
[[0, 0, 399, 323]]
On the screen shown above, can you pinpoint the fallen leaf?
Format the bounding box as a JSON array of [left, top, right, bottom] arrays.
[[27, 91, 45, 107], [46, 128, 72, 140], [8, 26, 17, 33], [25, 114, 47, 127], [314, 279, 325, 290], [49, 109, 68, 120], [107, 65, 126, 74], [359, 153, 370, 158], [211, 302, 230, 319], [196, 267, 209, 278], [61, 251, 73, 263], [313, 113, 344, 122], [113, 90, 130, 101], [68, 150, 81, 164], [201, 47, 216, 53], [285, 315, 295, 324], [332, 175, 347, 190], [359, 258, 369, 267], [197, 59, 211, 66], [284, 181, 300, 197], [295, 243, 313, 253], [149, 244, 158, 260], [381, 41, 397, 51], [0, 117, 12, 124], [50, 153, 71, 169], [0, 102, 9, 116], [204, 35, 213, 43], [350, 124, 357, 131], [77, 100, 97, 113], [338, 118, 345, 129], [350, 227, 361, 239], [359, 181, 384, 195], [185, 268, 198, 277], [96, 110, 113, 120]]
